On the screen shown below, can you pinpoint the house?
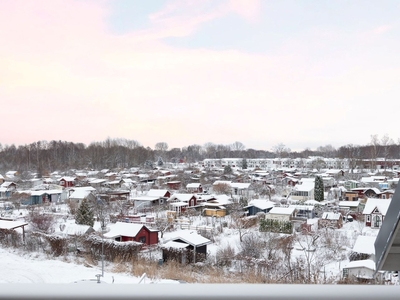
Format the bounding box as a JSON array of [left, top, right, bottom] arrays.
[[0, 174, 5, 185], [338, 201, 362, 213], [290, 178, 315, 201], [132, 195, 165, 213], [103, 222, 158, 246], [362, 198, 391, 229], [290, 204, 317, 219], [0, 181, 17, 199], [68, 188, 96, 204], [212, 181, 252, 198], [186, 183, 203, 193], [318, 212, 343, 229], [245, 199, 275, 216], [201, 194, 233, 217], [342, 259, 382, 282], [88, 178, 108, 189], [21, 189, 66, 205], [166, 181, 181, 190], [132, 189, 171, 212], [161, 230, 212, 264], [146, 189, 171, 199], [351, 187, 381, 200], [5, 171, 18, 180], [378, 189, 394, 200], [167, 193, 197, 214], [265, 206, 296, 222], [59, 177, 76, 188], [351, 235, 377, 262], [343, 191, 359, 201]]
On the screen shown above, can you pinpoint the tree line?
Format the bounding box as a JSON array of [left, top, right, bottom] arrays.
[[1, 136, 400, 177]]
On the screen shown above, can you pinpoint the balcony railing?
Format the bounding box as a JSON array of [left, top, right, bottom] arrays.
[[0, 283, 399, 300]]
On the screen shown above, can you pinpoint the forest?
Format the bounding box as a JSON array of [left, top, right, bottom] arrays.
[[0, 136, 399, 176]]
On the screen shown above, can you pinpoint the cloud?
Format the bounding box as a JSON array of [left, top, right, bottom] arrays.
[[1, 0, 399, 150], [372, 24, 393, 35], [227, 0, 261, 22]]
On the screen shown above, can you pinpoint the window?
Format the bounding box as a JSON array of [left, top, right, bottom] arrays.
[[139, 236, 146, 243], [367, 215, 371, 222]]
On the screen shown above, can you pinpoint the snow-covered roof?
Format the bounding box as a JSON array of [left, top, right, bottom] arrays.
[[146, 189, 169, 197], [247, 199, 275, 210], [269, 206, 295, 215], [344, 259, 375, 271], [69, 189, 92, 200], [304, 199, 324, 205], [162, 241, 189, 249], [168, 193, 195, 202], [89, 178, 107, 184], [168, 230, 212, 247], [29, 189, 63, 196], [352, 235, 376, 255], [230, 182, 251, 189], [103, 222, 146, 238], [321, 212, 341, 220], [133, 196, 160, 201], [186, 183, 201, 188], [0, 220, 28, 230], [169, 202, 188, 207], [59, 176, 76, 182], [62, 223, 92, 236], [339, 201, 360, 208], [289, 205, 315, 211], [362, 198, 391, 215]]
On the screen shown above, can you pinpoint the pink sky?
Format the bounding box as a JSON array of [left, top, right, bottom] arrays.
[[1, 0, 399, 151]]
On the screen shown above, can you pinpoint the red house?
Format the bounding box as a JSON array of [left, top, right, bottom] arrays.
[[59, 177, 76, 188], [167, 193, 197, 215], [103, 222, 159, 246]]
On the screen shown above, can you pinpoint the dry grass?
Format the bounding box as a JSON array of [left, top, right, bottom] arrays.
[[127, 258, 281, 283]]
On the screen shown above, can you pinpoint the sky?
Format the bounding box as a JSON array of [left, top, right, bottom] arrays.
[[1, 0, 400, 152]]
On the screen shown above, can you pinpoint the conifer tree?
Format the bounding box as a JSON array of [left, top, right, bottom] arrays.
[[314, 176, 324, 202], [75, 198, 95, 227], [157, 156, 164, 167], [242, 158, 248, 170]]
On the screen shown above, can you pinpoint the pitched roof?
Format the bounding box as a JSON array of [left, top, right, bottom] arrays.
[[146, 189, 169, 197], [168, 230, 212, 247], [246, 199, 275, 210], [352, 235, 376, 255], [362, 198, 391, 215], [103, 222, 149, 238]]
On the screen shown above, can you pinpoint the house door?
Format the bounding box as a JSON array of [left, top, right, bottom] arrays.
[[373, 215, 381, 228]]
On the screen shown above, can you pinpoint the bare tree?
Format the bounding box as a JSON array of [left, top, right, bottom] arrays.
[[381, 134, 394, 170], [213, 183, 232, 195], [229, 202, 253, 242], [154, 142, 168, 152], [28, 209, 56, 234], [272, 143, 291, 158], [369, 134, 380, 171]]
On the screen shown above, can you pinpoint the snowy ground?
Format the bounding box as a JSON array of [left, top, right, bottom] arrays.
[[0, 246, 183, 284]]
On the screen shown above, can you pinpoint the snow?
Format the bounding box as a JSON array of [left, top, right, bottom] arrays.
[[0, 247, 136, 284], [0, 201, 392, 285], [352, 235, 377, 255]]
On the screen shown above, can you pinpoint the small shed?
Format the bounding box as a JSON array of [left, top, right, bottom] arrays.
[[103, 222, 159, 246], [245, 199, 275, 216], [162, 230, 211, 264], [0, 219, 29, 241]]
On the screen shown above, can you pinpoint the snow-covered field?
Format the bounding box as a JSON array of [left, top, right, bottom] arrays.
[[0, 246, 169, 284]]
